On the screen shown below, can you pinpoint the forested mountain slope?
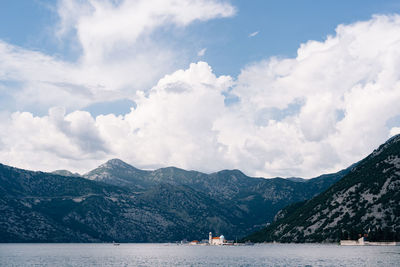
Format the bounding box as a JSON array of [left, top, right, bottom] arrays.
[[244, 135, 400, 243]]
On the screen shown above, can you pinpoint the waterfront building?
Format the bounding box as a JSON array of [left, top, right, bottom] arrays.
[[209, 232, 225, 245], [340, 236, 400, 246]]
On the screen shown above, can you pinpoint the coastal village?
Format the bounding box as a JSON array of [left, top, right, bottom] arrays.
[[186, 231, 400, 246]]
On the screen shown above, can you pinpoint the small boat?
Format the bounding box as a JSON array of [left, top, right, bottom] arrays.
[[113, 241, 120, 246], [244, 241, 254, 246]]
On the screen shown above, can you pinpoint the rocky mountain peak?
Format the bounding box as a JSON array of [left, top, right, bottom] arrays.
[[100, 158, 134, 169], [83, 158, 151, 188]]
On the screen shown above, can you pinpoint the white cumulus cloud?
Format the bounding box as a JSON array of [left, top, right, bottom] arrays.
[[1, 14, 400, 179], [231, 15, 400, 176], [0, 0, 236, 114]]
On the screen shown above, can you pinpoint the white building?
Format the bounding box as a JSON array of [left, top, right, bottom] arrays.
[[340, 236, 400, 246], [209, 232, 225, 245]]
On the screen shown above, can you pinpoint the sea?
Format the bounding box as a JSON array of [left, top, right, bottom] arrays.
[[0, 243, 399, 266]]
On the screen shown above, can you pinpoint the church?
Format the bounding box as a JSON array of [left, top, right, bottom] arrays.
[[209, 232, 225, 245]]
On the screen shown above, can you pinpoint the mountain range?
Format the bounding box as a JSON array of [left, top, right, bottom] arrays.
[[244, 134, 400, 243], [0, 156, 349, 242], [3, 135, 399, 243]]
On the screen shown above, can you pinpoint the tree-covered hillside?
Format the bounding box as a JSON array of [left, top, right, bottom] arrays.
[[244, 135, 400, 243], [0, 156, 348, 242]]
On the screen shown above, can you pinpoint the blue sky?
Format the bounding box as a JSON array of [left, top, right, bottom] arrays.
[[2, 0, 400, 76], [197, 0, 400, 76], [1, 0, 400, 177]]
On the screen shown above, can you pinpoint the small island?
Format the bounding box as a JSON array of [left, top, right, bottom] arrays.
[[188, 232, 238, 246]]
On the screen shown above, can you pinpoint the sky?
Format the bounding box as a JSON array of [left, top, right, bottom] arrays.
[[1, 0, 400, 178]]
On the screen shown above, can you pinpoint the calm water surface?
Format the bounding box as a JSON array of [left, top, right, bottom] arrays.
[[0, 243, 399, 266]]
